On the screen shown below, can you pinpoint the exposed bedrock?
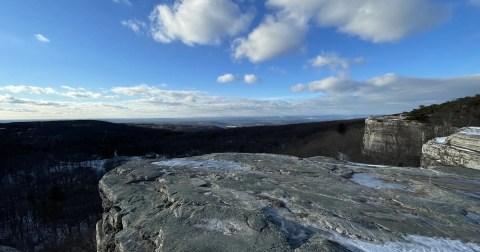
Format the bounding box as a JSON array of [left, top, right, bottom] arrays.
[[362, 115, 454, 166], [96, 153, 480, 252], [422, 127, 480, 170]]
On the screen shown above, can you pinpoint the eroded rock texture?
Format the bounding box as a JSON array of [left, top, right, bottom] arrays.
[[97, 153, 480, 252], [422, 127, 480, 169], [362, 115, 453, 166]]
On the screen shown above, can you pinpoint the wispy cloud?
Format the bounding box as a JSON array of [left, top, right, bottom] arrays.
[[112, 0, 132, 6], [62, 91, 104, 99], [309, 52, 364, 76], [111, 84, 200, 102], [0, 85, 55, 94], [34, 34, 50, 43], [290, 83, 305, 92], [121, 19, 147, 34]]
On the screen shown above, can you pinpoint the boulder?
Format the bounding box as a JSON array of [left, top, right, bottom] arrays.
[[97, 153, 480, 251]]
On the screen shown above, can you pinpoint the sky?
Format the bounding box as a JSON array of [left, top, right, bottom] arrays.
[[0, 0, 479, 120]]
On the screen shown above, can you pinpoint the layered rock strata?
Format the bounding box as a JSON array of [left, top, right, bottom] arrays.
[[422, 127, 480, 170], [96, 153, 480, 251], [363, 115, 453, 166]]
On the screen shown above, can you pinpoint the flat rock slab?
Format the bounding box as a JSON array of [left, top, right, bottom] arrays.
[[96, 153, 480, 252]]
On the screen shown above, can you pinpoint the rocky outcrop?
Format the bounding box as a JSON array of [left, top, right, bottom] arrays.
[[97, 153, 480, 251], [422, 127, 480, 169], [363, 115, 454, 166]]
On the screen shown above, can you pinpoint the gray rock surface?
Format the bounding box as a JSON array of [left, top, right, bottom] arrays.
[[363, 115, 453, 165], [422, 127, 480, 169], [97, 153, 480, 252]]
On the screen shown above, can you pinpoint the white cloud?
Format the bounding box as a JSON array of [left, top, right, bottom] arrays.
[[217, 73, 236, 83], [307, 76, 359, 93], [290, 83, 305, 92], [269, 0, 449, 43], [244, 74, 258, 84], [0, 85, 56, 94], [2, 75, 479, 120], [149, 0, 254, 45], [121, 20, 147, 34], [233, 0, 448, 62], [310, 52, 349, 70], [322, 0, 449, 42], [62, 91, 103, 99], [60, 85, 77, 91], [34, 34, 50, 43], [112, 0, 132, 6], [367, 73, 400, 86], [233, 15, 307, 62], [111, 84, 200, 102]]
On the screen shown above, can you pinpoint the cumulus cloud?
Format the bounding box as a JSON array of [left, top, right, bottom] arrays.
[[270, 0, 449, 43], [149, 0, 254, 46], [34, 34, 50, 43], [234, 0, 448, 62], [233, 15, 307, 62], [244, 74, 258, 84], [0, 85, 56, 94], [217, 73, 236, 83], [121, 20, 147, 34]]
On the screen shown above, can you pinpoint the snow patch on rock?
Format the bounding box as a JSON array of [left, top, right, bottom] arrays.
[[350, 173, 409, 190], [152, 159, 250, 172]]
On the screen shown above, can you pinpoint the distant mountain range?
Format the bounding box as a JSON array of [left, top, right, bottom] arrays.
[[0, 114, 370, 127]]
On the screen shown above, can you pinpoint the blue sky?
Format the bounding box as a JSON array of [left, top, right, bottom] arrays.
[[0, 0, 479, 120]]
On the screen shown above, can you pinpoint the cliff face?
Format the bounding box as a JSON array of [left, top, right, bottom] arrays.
[[362, 115, 453, 166], [422, 127, 480, 169], [96, 153, 480, 252]]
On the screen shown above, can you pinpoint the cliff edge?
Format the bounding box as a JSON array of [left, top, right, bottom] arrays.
[[96, 153, 480, 251], [422, 127, 480, 169], [362, 115, 453, 166]]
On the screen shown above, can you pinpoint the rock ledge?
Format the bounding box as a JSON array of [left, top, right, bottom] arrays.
[[97, 153, 480, 251]]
